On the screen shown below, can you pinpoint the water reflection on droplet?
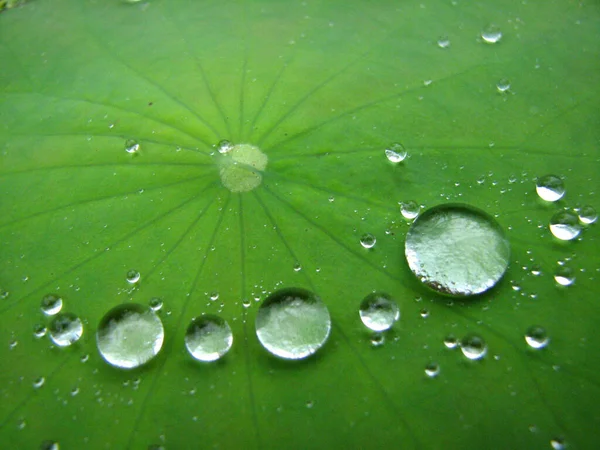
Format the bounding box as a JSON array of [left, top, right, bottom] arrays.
[[33, 324, 47, 338], [460, 334, 487, 360], [496, 78, 511, 93], [217, 139, 233, 154], [384, 143, 407, 163], [554, 266, 575, 286], [41, 294, 63, 316], [125, 139, 139, 154], [149, 297, 163, 311], [360, 233, 377, 249], [437, 36, 450, 48], [400, 200, 420, 220], [536, 175, 565, 202], [444, 335, 458, 349], [525, 326, 549, 349], [370, 333, 385, 347], [126, 270, 141, 284], [549, 211, 581, 241]]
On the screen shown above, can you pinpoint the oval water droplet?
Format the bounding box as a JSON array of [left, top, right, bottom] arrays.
[[185, 315, 233, 362], [41, 294, 63, 316], [209, 291, 219, 301], [33, 324, 47, 338], [125, 139, 139, 154], [578, 205, 597, 224], [49, 313, 83, 347], [444, 335, 458, 349], [217, 139, 233, 154], [384, 143, 407, 163], [460, 334, 487, 360], [293, 263, 302, 272], [126, 270, 141, 284], [525, 326, 549, 349], [549, 211, 581, 241], [359, 292, 400, 332], [400, 200, 420, 220], [437, 36, 450, 48], [405, 204, 510, 296], [496, 78, 511, 93], [96, 303, 164, 369], [370, 333, 385, 347], [536, 175, 565, 202], [554, 266, 575, 286], [255, 287, 331, 360], [550, 437, 566, 450], [149, 297, 163, 311], [481, 24, 502, 43], [425, 362, 440, 378], [359, 233, 376, 249]]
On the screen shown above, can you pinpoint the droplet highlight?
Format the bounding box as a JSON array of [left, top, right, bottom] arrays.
[[578, 205, 597, 224], [185, 315, 233, 362]]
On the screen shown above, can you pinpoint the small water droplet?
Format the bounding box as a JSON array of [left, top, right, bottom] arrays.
[[185, 315, 233, 362], [460, 334, 487, 360], [549, 211, 581, 241], [425, 362, 440, 378], [550, 437, 566, 450], [242, 298, 251, 308], [255, 288, 331, 360], [359, 233, 377, 249], [384, 143, 407, 163], [554, 266, 575, 286], [359, 292, 400, 332], [49, 313, 83, 347], [209, 291, 219, 301], [217, 139, 233, 154], [578, 205, 597, 224], [0, 290, 9, 299], [530, 265, 542, 276], [126, 270, 141, 284], [419, 308, 429, 318], [9, 339, 17, 349], [80, 353, 89, 363], [370, 333, 385, 347], [481, 24, 502, 43], [496, 78, 511, 92], [33, 377, 45, 389], [444, 335, 458, 349], [41, 294, 63, 316], [525, 326, 549, 349], [33, 324, 47, 338], [125, 139, 139, 154], [306, 400, 314, 409], [70, 387, 80, 396], [536, 175, 565, 202], [400, 200, 420, 220], [149, 297, 163, 311], [39, 440, 59, 450], [437, 36, 450, 48], [328, 196, 335, 203]]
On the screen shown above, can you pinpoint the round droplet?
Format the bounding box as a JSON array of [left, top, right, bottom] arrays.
[[33, 377, 45, 389], [525, 326, 549, 349], [40, 441, 59, 450], [41, 294, 63, 316], [217, 139, 233, 154], [96, 303, 164, 369], [496, 78, 511, 93], [126, 270, 141, 284], [149, 297, 163, 312], [255, 287, 331, 360], [554, 266, 575, 286], [405, 204, 510, 296], [384, 143, 407, 163], [209, 291, 219, 301], [578, 205, 597, 224], [550, 437, 566, 450], [359, 292, 400, 332], [549, 211, 581, 241], [293, 263, 302, 272], [185, 315, 233, 362], [360, 233, 377, 249], [437, 36, 450, 48], [444, 335, 458, 349], [400, 200, 420, 220], [0, 290, 9, 299], [49, 313, 83, 347], [460, 334, 487, 360], [425, 362, 440, 378], [481, 24, 502, 43], [536, 175, 565, 202], [33, 324, 47, 338], [125, 139, 139, 154]]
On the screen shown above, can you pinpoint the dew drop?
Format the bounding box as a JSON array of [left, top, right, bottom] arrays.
[[33, 324, 47, 338], [370, 333, 385, 347], [209, 291, 219, 301], [40, 440, 59, 450], [149, 297, 163, 311], [496, 78, 511, 93], [525, 326, 549, 349], [405, 204, 510, 296], [217, 139, 233, 154], [460, 334, 487, 360], [41, 294, 63, 316], [218, 143, 268, 193], [359, 292, 400, 332], [578, 205, 597, 224], [185, 315, 233, 362], [437, 36, 450, 48], [384, 143, 407, 163], [255, 287, 331, 360], [49, 313, 83, 347], [126, 270, 141, 284], [33, 376, 45, 389], [293, 263, 302, 272], [481, 24, 502, 43], [549, 211, 581, 241], [242, 298, 251, 308], [400, 200, 420, 220], [124, 139, 139, 154], [419, 308, 429, 318], [536, 175, 565, 202], [0, 290, 9, 299], [550, 437, 566, 450], [359, 233, 377, 249], [96, 303, 164, 369], [554, 266, 575, 286], [444, 335, 458, 349], [425, 362, 440, 378]]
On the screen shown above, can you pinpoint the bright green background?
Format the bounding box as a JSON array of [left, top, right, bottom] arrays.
[[1, 0, 599, 448]]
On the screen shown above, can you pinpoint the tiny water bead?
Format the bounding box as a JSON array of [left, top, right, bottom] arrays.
[[185, 315, 233, 362], [96, 303, 164, 369], [126, 270, 141, 284], [149, 297, 163, 312], [359, 233, 377, 249], [40, 441, 59, 450], [49, 313, 83, 347], [550, 437, 566, 450], [33, 324, 47, 338], [255, 287, 331, 360], [549, 211, 581, 241], [536, 175, 565, 202], [554, 266, 575, 286], [33, 376, 45, 389], [217, 143, 268, 193], [384, 143, 407, 163], [481, 24, 502, 43], [424, 362, 440, 378], [124, 139, 139, 154], [496, 78, 511, 93], [359, 292, 400, 332], [578, 205, 597, 224], [41, 294, 63, 316], [437, 36, 450, 48], [405, 204, 510, 296], [525, 326, 549, 349], [460, 334, 487, 360], [444, 335, 458, 349], [370, 333, 385, 347], [217, 139, 233, 154], [400, 200, 420, 220]]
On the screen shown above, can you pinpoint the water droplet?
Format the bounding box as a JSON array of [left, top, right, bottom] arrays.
[[536, 175, 565, 202], [149, 297, 163, 312], [126, 270, 141, 284], [359, 233, 377, 249], [578, 205, 597, 224], [481, 24, 502, 43], [530, 265, 542, 276], [49, 313, 83, 347], [218, 143, 268, 193], [125, 139, 139, 154], [185, 315, 233, 362], [359, 292, 400, 332], [384, 143, 407, 163], [80, 353, 89, 363], [255, 287, 331, 360], [33, 376, 45, 389], [496, 78, 511, 92], [41, 294, 63, 316], [328, 196, 335, 202], [306, 400, 314, 409], [460, 334, 487, 360], [40, 440, 59, 450], [554, 266, 575, 286], [425, 362, 440, 378], [400, 200, 420, 220], [549, 211, 581, 241], [209, 291, 219, 301], [405, 204, 510, 296], [525, 326, 549, 349], [33, 324, 47, 338], [419, 308, 429, 318], [9, 339, 17, 349], [242, 298, 251, 308], [293, 263, 302, 272], [96, 303, 164, 369], [0, 290, 9, 299], [444, 335, 458, 349], [370, 333, 385, 347], [70, 387, 80, 396], [550, 437, 566, 450], [217, 139, 233, 154], [437, 36, 450, 48]]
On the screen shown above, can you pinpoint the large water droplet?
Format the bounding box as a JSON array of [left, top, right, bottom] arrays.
[[536, 175, 565, 202], [525, 326, 549, 349], [255, 287, 331, 360], [41, 294, 63, 316], [359, 292, 399, 332], [554, 266, 575, 286], [185, 315, 233, 362], [384, 143, 407, 163], [125, 139, 139, 154], [96, 303, 164, 369], [405, 204, 510, 296], [400, 200, 420, 220], [359, 233, 376, 249], [549, 211, 581, 241], [49, 313, 83, 347], [578, 205, 597, 224], [481, 24, 502, 43], [460, 334, 487, 360]]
